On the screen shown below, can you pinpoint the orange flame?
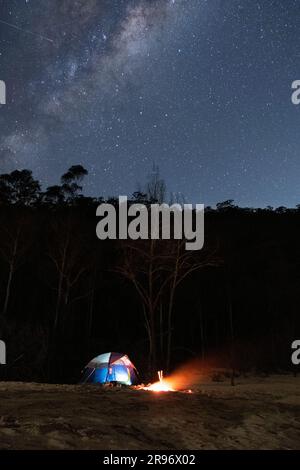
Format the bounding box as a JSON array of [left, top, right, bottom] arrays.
[[143, 370, 175, 392], [136, 361, 206, 393], [138, 370, 193, 393]]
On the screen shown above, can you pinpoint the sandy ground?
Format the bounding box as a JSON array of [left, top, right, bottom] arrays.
[[0, 375, 299, 450]]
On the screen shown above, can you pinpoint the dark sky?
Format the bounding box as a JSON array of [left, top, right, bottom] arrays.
[[0, 0, 300, 207]]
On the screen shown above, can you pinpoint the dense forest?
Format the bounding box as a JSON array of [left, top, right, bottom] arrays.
[[0, 166, 299, 384]]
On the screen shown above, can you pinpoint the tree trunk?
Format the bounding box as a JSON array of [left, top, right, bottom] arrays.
[[228, 291, 235, 386], [148, 304, 157, 375], [2, 234, 18, 317], [87, 287, 95, 346], [148, 241, 157, 375], [3, 263, 14, 317], [53, 236, 68, 332], [159, 301, 163, 363], [199, 305, 205, 362], [166, 251, 179, 372], [54, 270, 63, 331], [166, 284, 175, 373]]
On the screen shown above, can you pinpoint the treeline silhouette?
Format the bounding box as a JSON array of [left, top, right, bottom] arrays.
[[0, 166, 299, 383]]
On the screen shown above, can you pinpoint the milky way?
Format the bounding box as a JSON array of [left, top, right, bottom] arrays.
[[0, 0, 300, 207]]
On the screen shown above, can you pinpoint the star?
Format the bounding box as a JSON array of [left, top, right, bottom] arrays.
[[0, 0, 299, 208]]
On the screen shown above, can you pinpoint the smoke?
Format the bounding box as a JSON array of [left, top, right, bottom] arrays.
[[164, 355, 223, 389], [164, 359, 205, 389]]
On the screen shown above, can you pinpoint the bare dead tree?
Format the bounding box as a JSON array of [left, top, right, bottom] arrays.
[[115, 238, 171, 374], [116, 236, 220, 374], [146, 164, 166, 203]]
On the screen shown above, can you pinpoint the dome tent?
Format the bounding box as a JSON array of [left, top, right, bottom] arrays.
[[80, 352, 138, 385]]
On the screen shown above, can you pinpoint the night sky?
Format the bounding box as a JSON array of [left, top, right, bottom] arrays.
[[0, 0, 300, 207]]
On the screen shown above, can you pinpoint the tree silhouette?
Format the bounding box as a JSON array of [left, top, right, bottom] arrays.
[[60, 165, 88, 201], [0, 170, 40, 206], [43, 185, 65, 206]]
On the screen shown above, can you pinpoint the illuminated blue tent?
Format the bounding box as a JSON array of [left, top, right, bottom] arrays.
[[80, 352, 138, 385]]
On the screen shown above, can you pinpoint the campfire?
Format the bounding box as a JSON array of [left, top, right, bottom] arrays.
[[143, 370, 175, 392], [137, 370, 192, 393]]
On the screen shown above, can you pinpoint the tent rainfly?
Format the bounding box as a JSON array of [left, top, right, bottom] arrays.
[[80, 352, 138, 385]]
